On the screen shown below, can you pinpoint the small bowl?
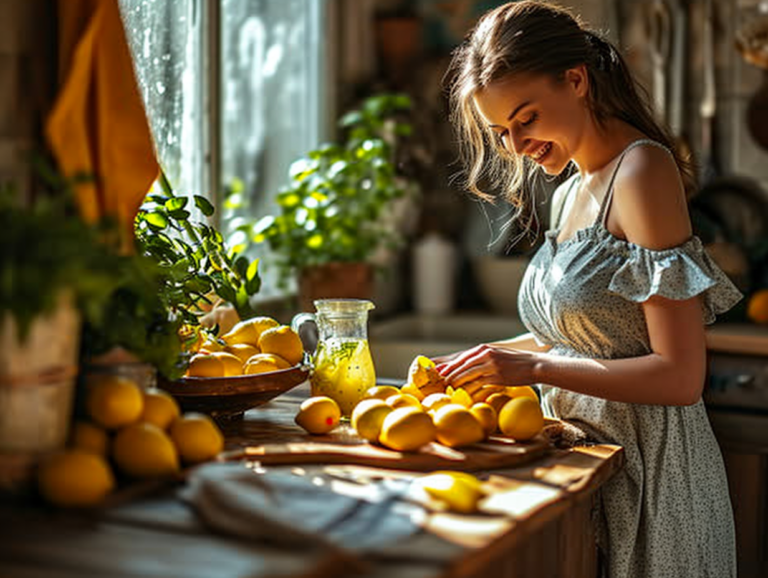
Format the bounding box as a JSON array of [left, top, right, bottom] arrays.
[[158, 365, 310, 420]]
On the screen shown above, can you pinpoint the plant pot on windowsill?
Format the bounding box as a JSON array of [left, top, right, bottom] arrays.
[[298, 262, 374, 313]]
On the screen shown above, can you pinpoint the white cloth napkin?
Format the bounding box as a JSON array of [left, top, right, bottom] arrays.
[[180, 462, 419, 553]]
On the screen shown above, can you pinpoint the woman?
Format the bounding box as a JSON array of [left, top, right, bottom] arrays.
[[439, 2, 741, 577]]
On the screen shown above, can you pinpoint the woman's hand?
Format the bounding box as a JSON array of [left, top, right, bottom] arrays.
[[435, 344, 541, 394]]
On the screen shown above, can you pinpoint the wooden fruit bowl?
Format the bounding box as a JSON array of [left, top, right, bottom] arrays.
[[158, 364, 310, 421]]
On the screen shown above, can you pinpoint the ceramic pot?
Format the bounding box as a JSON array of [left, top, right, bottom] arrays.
[[298, 262, 374, 314]]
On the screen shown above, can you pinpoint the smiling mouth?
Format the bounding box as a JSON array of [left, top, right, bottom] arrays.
[[529, 142, 552, 163]]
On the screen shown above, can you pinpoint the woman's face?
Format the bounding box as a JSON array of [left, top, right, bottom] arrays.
[[473, 68, 589, 175]]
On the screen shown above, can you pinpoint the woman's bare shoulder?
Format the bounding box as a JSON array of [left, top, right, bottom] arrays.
[[611, 143, 691, 250]]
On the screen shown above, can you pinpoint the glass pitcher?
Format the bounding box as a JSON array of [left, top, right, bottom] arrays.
[[292, 299, 376, 417]]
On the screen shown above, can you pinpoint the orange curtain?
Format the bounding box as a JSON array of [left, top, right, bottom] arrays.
[[46, 0, 159, 251]]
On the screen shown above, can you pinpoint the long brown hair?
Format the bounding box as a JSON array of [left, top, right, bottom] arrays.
[[446, 0, 693, 227]]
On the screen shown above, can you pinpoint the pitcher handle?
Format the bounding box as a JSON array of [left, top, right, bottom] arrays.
[[291, 312, 318, 354]]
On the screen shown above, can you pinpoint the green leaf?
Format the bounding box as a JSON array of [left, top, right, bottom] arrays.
[[165, 197, 188, 212], [194, 195, 215, 216]]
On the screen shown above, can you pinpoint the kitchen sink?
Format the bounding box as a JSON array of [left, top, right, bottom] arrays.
[[369, 314, 526, 379]]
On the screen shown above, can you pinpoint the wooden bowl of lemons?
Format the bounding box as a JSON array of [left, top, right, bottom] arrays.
[[159, 317, 310, 420]]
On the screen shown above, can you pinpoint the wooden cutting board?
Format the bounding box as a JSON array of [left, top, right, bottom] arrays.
[[219, 433, 551, 473]]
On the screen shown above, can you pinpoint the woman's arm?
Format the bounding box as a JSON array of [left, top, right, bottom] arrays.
[[431, 332, 550, 365], [438, 293, 706, 406], [489, 332, 552, 353]]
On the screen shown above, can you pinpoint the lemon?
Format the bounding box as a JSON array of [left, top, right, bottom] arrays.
[[386, 393, 423, 410], [141, 388, 181, 430], [199, 338, 225, 353], [224, 343, 260, 364], [470, 384, 505, 403], [422, 392, 452, 414], [470, 402, 497, 436], [747, 288, 768, 324], [222, 316, 279, 347], [407, 355, 446, 396], [86, 375, 144, 430], [37, 450, 115, 507], [351, 398, 393, 442], [170, 413, 225, 464], [295, 396, 341, 435], [449, 387, 474, 408], [211, 351, 244, 376], [498, 396, 545, 441], [418, 471, 485, 514], [69, 421, 110, 456], [243, 352, 291, 374], [400, 382, 425, 401], [379, 406, 436, 452], [363, 385, 400, 401], [486, 392, 513, 416], [505, 385, 539, 402], [432, 404, 486, 448], [112, 422, 180, 479], [186, 353, 226, 378], [257, 325, 304, 367]]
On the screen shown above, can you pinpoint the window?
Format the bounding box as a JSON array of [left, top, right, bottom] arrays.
[[119, 0, 327, 296]]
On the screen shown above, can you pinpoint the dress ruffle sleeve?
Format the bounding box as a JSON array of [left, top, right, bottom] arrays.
[[608, 236, 743, 324]]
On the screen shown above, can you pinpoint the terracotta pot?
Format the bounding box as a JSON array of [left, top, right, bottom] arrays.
[[298, 262, 374, 313]]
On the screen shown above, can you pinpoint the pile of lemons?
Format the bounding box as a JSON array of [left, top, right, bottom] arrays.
[[293, 355, 545, 452], [183, 316, 304, 378], [36, 375, 224, 508]]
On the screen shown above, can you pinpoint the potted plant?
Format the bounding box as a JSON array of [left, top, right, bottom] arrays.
[[83, 172, 264, 381], [247, 93, 419, 311], [0, 164, 121, 457]]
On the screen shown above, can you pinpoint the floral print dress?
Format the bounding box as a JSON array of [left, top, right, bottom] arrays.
[[517, 139, 742, 577]]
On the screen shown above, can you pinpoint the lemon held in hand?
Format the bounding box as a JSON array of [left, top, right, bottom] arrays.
[[170, 413, 225, 464], [37, 450, 115, 508], [295, 396, 341, 435], [86, 375, 144, 430], [112, 422, 180, 479]]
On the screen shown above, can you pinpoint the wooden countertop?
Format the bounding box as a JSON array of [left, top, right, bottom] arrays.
[[0, 384, 624, 578]]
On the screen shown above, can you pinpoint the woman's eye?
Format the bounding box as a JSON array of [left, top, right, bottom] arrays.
[[521, 112, 537, 127], [495, 130, 508, 144]]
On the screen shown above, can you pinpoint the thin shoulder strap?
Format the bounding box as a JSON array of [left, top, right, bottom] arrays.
[[552, 173, 579, 229], [595, 139, 671, 226]]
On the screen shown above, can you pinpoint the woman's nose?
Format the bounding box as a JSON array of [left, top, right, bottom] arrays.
[[508, 128, 526, 155]]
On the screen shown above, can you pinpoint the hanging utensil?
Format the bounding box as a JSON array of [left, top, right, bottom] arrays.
[[668, 0, 691, 159], [649, 0, 672, 124]]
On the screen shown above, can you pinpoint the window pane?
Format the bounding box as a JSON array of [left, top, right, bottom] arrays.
[[119, 0, 205, 198], [220, 0, 325, 296]]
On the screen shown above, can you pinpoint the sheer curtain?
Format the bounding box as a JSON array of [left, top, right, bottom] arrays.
[[119, 0, 327, 295]]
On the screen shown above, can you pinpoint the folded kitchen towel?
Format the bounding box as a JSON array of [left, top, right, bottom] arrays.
[[180, 462, 419, 554]]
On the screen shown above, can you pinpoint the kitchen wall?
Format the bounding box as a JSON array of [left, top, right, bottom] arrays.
[[0, 0, 55, 199]]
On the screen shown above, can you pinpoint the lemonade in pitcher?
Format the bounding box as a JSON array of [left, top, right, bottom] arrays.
[[310, 337, 375, 417], [292, 299, 377, 418]]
